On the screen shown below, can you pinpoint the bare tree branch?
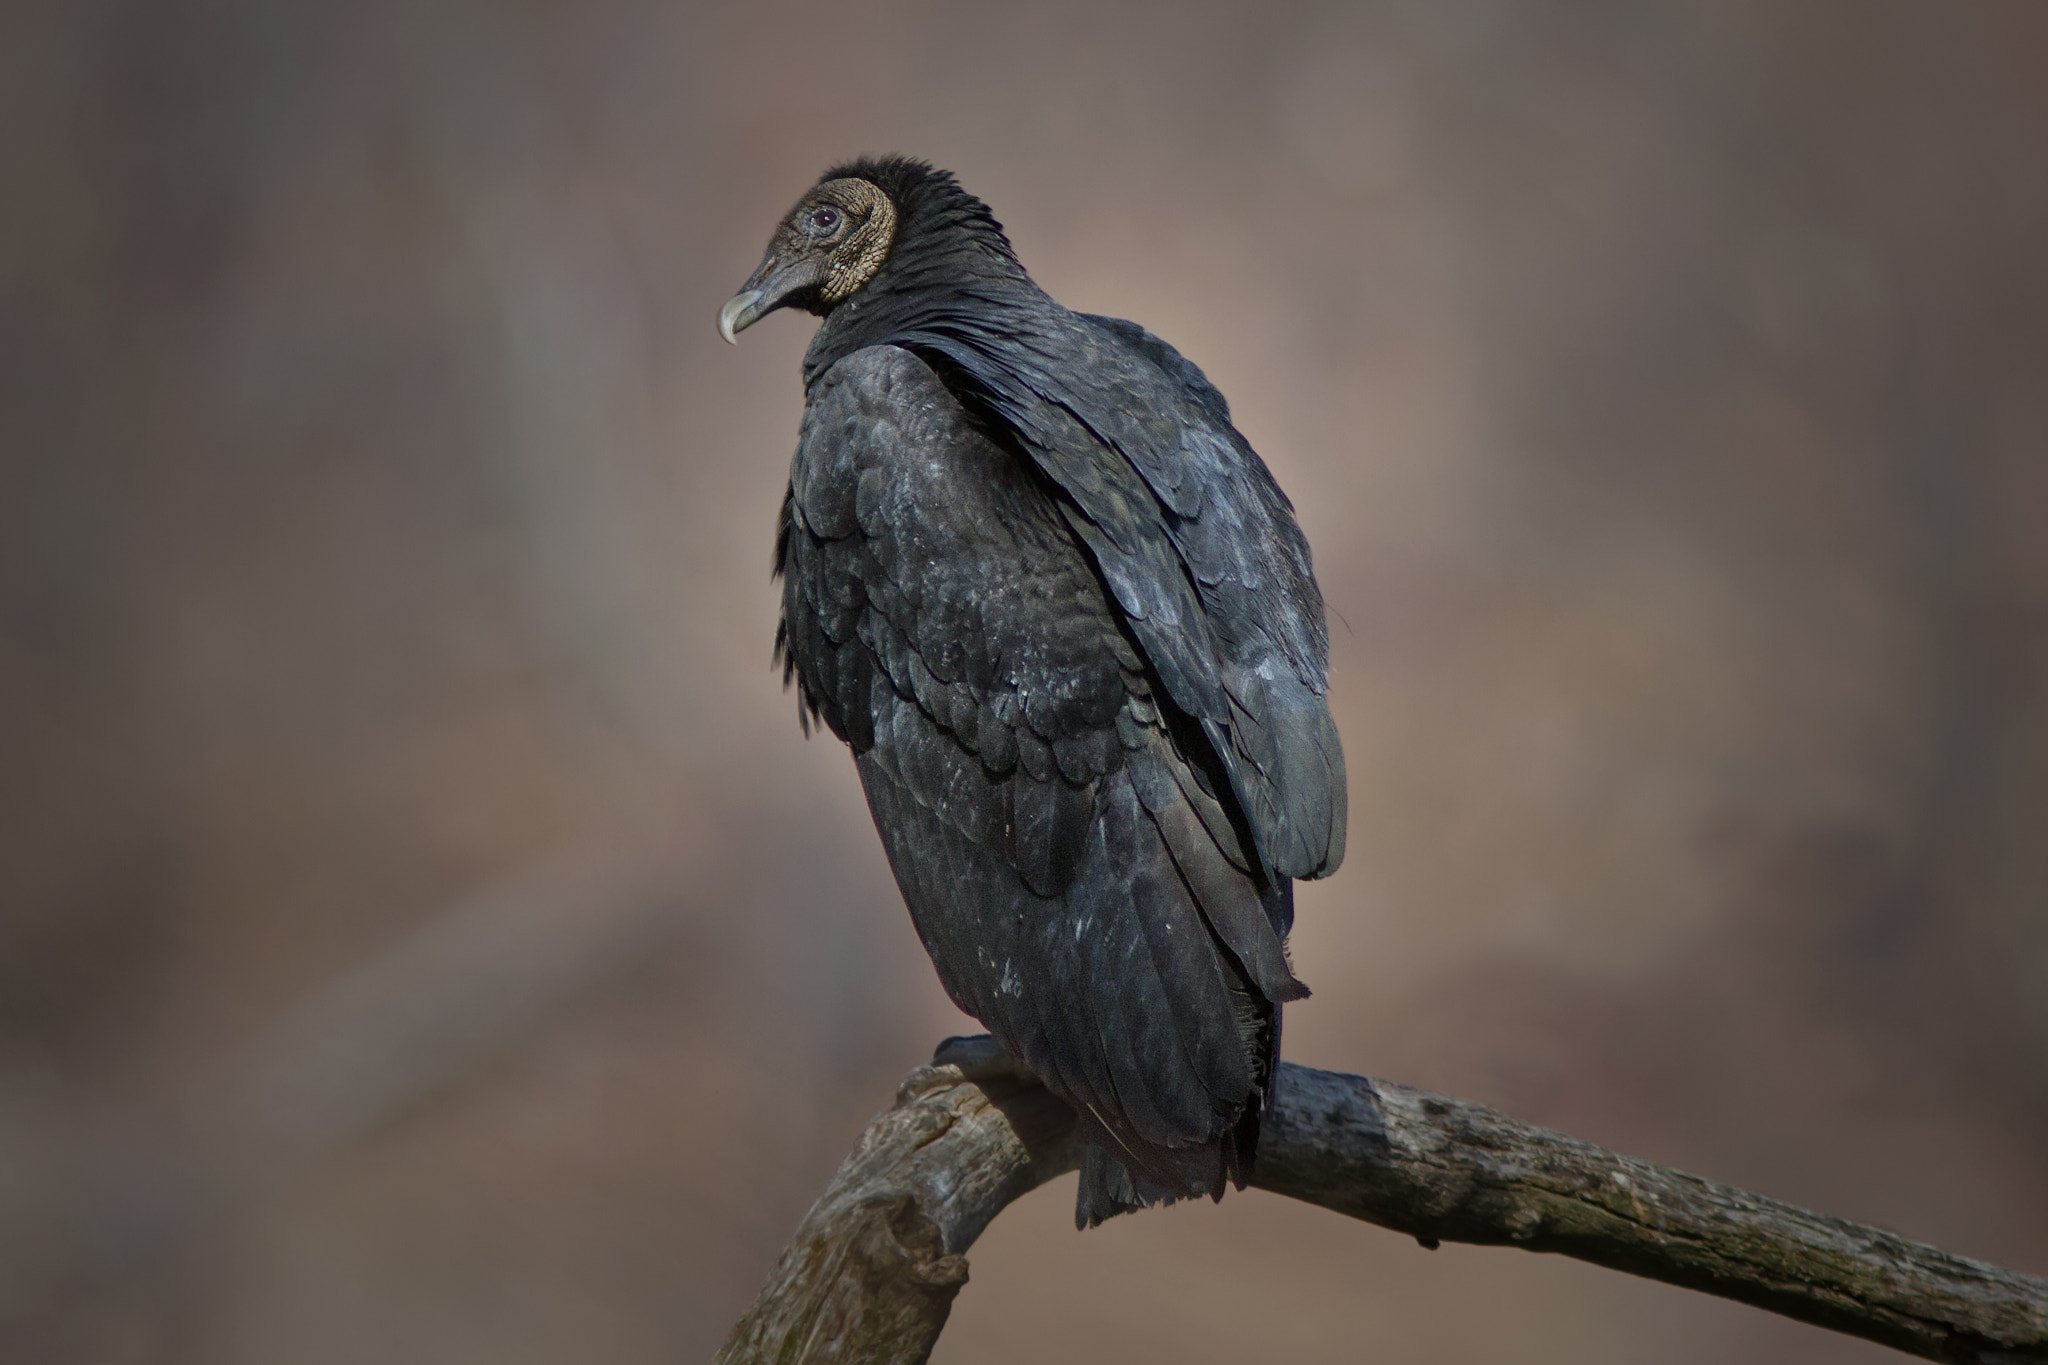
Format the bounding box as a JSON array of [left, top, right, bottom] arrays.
[[718, 1036, 2048, 1365]]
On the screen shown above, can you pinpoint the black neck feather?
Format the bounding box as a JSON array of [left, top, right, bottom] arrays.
[[803, 158, 1047, 388]]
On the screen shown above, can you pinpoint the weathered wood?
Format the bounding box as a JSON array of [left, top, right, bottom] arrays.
[[1258, 1066, 2048, 1364], [717, 1037, 2048, 1365], [714, 1040, 1082, 1364]]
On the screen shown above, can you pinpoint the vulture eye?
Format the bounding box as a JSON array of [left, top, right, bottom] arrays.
[[808, 206, 842, 234]]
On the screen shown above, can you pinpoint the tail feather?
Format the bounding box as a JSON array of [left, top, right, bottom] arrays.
[[1072, 877, 1287, 1229], [1076, 1144, 1190, 1229]]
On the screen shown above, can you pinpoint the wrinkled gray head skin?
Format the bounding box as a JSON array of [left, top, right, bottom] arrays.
[[718, 177, 898, 343]]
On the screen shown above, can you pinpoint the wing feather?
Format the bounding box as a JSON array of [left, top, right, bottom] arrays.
[[777, 345, 1297, 1199], [879, 312, 1347, 882]]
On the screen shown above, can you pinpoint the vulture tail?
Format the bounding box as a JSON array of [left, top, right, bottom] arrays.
[[1075, 1144, 1185, 1229]]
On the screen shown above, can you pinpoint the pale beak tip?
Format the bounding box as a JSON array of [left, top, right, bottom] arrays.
[[718, 289, 765, 346]]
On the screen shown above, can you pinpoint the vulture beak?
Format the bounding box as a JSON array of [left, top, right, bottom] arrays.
[[718, 253, 820, 344], [718, 286, 766, 345]]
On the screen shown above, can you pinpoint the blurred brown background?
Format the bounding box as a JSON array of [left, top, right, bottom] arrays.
[[4, 1, 2046, 1361]]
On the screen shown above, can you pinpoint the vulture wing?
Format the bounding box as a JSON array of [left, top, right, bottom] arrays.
[[776, 344, 1305, 1215], [890, 313, 1347, 886]]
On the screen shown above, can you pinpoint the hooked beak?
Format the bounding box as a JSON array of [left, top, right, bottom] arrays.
[[717, 289, 765, 345], [718, 253, 821, 344]]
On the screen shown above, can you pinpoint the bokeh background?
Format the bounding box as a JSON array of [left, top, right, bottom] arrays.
[[5, 1, 2046, 1361]]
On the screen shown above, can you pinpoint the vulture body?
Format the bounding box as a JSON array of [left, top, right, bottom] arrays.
[[721, 158, 1345, 1226]]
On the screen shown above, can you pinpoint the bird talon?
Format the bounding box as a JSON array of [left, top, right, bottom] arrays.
[[932, 1033, 1027, 1083]]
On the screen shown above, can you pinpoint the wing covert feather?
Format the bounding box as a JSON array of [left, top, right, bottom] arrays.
[[875, 312, 1348, 882]]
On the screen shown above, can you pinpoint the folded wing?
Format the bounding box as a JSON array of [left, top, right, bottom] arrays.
[[775, 345, 1305, 1213]]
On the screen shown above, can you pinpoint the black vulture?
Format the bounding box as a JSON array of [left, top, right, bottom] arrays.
[[720, 158, 1346, 1227]]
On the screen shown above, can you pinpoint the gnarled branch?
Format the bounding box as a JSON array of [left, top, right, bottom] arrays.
[[718, 1037, 2048, 1365]]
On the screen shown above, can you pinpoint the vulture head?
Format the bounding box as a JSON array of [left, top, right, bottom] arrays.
[[718, 175, 899, 343]]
